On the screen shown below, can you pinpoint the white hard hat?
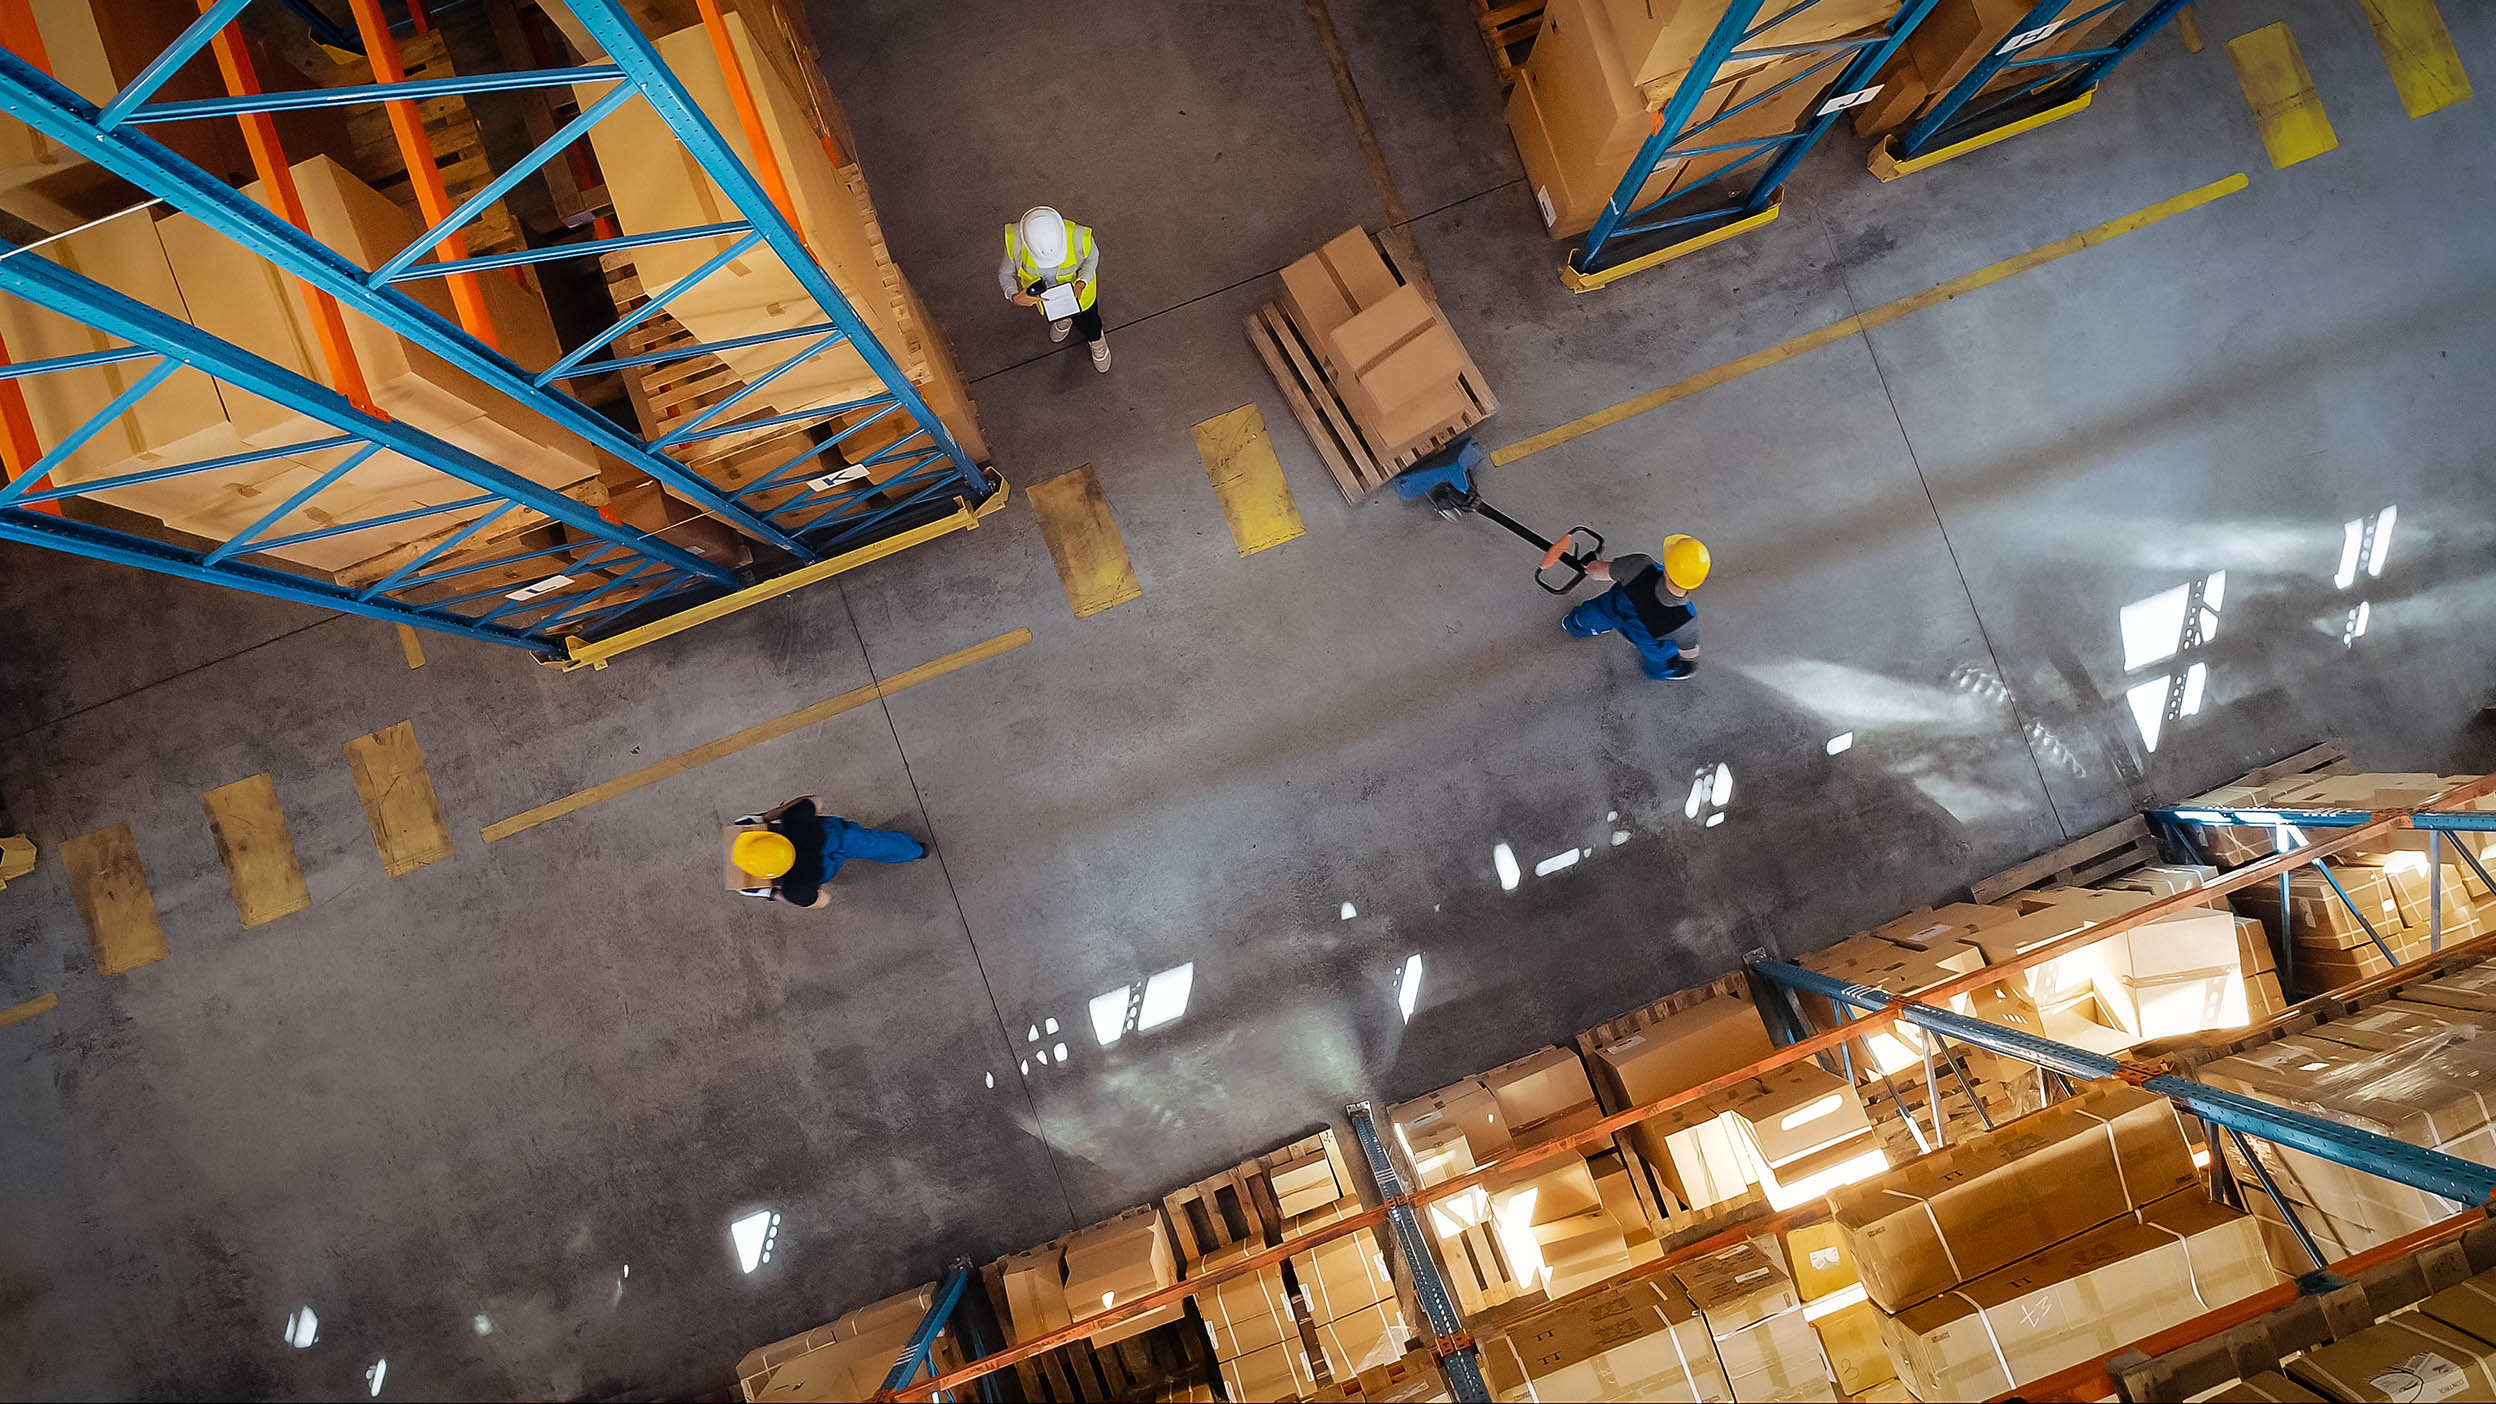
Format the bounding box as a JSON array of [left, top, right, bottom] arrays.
[[1019, 206, 1068, 265]]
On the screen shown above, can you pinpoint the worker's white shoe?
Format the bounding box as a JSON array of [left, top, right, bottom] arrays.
[[1090, 338, 1112, 373], [1049, 318, 1072, 343]]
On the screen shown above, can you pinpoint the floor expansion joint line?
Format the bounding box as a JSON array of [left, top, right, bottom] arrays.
[[1489, 172, 2251, 468], [479, 628, 1036, 843], [1814, 219, 2072, 842], [834, 584, 1083, 1233]]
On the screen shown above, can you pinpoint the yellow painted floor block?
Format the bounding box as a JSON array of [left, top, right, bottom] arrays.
[[2359, 0, 2472, 119], [1028, 465, 1142, 618], [203, 774, 312, 928], [2227, 23, 2338, 169], [61, 824, 168, 976], [346, 721, 453, 877], [1193, 404, 1305, 557]]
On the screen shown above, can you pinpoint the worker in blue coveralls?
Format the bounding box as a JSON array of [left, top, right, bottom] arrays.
[[727, 795, 926, 909], [1562, 534, 1711, 681]]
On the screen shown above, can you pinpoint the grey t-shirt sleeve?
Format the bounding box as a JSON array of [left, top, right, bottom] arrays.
[[997, 246, 1023, 300], [1609, 552, 1656, 583]]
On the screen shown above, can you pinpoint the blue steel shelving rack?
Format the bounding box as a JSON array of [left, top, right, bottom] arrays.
[[864, 782, 2496, 1403], [0, 0, 993, 662], [1566, 0, 1945, 289], [1870, 0, 2192, 177]]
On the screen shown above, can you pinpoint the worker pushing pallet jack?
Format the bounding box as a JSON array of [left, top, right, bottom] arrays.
[[1393, 436, 1710, 682]]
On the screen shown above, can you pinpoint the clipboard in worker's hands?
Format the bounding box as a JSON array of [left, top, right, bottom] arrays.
[[1040, 283, 1081, 319]]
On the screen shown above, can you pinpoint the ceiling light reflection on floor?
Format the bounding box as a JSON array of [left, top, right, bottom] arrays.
[[1825, 732, 1853, 755], [1493, 842, 1520, 891], [1396, 954, 1423, 1023], [367, 1359, 387, 1396], [1534, 848, 1581, 877], [730, 1209, 781, 1274], [1137, 964, 1192, 1031], [283, 1306, 319, 1349]]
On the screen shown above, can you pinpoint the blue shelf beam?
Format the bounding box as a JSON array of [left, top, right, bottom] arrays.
[[1347, 1101, 1494, 1404], [1574, 0, 1947, 275], [0, 0, 994, 656]]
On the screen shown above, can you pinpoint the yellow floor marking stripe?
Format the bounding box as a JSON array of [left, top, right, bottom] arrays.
[[2359, 0, 2471, 119], [2176, 4, 2204, 54], [61, 824, 168, 976], [396, 623, 426, 669], [484, 628, 1034, 843], [1494, 173, 2247, 466], [1028, 466, 1142, 618], [2227, 23, 2339, 168], [345, 721, 453, 877], [202, 774, 311, 928], [1194, 404, 1306, 557], [0, 992, 57, 1029]]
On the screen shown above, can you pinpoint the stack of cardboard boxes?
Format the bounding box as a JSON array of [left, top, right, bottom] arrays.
[[1849, 0, 2131, 144], [734, 1281, 967, 1402], [1271, 228, 1489, 493], [1479, 1274, 1733, 1402], [1832, 1084, 2277, 1398], [1673, 1242, 1841, 1401], [2201, 972, 2496, 1268], [1505, 0, 1902, 237], [2278, 1264, 2496, 1401]]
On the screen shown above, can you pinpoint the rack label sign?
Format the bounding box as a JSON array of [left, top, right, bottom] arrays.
[[807, 466, 872, 494], [1998, 18, 2070, 53], [1816, 85, 1883, 117], [504, 574, 573, 602]]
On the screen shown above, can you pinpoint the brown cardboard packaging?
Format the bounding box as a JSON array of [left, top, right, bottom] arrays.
[[1328, 284, 1469, 440], [1222, 1338, 1319, 1402], [2408, 961, 2496, 1015], [1811, 1300, 1895, 1394], [1645, 52, 1843, 207], [1606, 0, 1896, 89], [1280, 228, 1401, 366], [1882, 1193, 2274, 1399], [608, 479, 753, 569], [1752, 1131, 1889, 1210], [997, 1243, 1072, 1337], [2206, 1371, 2329, 1402], [2305, 999, 2485, 1056], [1271, 1145, 1349, 1219], [1529, 0, 1649, 160], [1588, 992, 1777, 1112], [1782, 1222, 1858, 1302], [1674, 1241, 1798, 1332], [1197, 1252, 1293, 1360], [1724, 1062, 1873, 1168], [2419, 1267, 2496, 1349], [1830, 1083, 2197, 1312], [1506, 66, 1634, 238], [1481, 1045, 1603, 1142], [2287, 1313, 2496, 1402], [1297, 1228, 1396, 1323], [1872, 902, 2017, 949], [1901, 0, 2037, 103], [1485, 1276, 1731, 1403], [1713, 1307, 1838, 1402], [1391, 1079, 1513, 1175], [1320, 1301, 1415, 1379], [2237, 916, 2280, 974], [1063, 1209, 1181, 1345]]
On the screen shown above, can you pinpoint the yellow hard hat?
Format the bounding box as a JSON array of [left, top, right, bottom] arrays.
[[1662, 534, 1711, 591], [732, 829, 797, 880]]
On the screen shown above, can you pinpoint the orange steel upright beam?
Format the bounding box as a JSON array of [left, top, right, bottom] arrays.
[[343, 0, 500, 348], [0, 0, 60, 512], [693, 0, 806, 247], [195, 0, 379, 414]]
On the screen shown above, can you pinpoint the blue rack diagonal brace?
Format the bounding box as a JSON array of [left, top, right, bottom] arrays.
[[1347, 1101, 1494, 1403]]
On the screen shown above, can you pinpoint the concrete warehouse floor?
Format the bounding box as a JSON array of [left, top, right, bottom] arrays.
[[3, 0, 2493, 1396]]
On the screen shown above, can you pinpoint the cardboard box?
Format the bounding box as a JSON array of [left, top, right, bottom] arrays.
[[1589, 1149, 1663, 1270], [1752, 1131, 1888, 1210], [1197, 1254, 1293, 1360], [1588, 993, 1778, 1112], [1636, 1095, 1760, 1212], [1901, 0, 2038, 105], [2419, 1267, 2496, 1347], [1320, 1301, 1414, 1379], [2306, 999, 2485, 1056], [1674, 1242, 1797, 1332], [1645, 52, 1841, 207], [1482, 1045, 1603, 1142], [1279, 228, 1401, 364], [1506, 67, 1617, 238], [1782, 1222, 1858, 1303], [1530, 0, 1649, 158], [1490, 1156, 1625, 1298], [1297, 1228, 1396, 1323], [2206, 1371, 2329, 1402], [1811, 1300, 1894, 1395], [1222, 1338, 1319, 1402], [1605, 0, 1895, 89], [1270, 1144, 1350, 1219], [1831, 1083, 2198, 1312], [1392, 1079, 1512, 1175], [1725, 1063, 1873, 1169], [2286, 1313, 2496, 1402], [1713, 1307, 1837, 1402], [1484, 1277, 1731, 1403], [1883, 1193, 2274, 1399], [2409, 961, 2496, 1015], [1327, 285, 1468, 432], [1873, 902, 2017, 949], [998, 1244, 1072, 1337], [1063, 1209, 1180, 1345]]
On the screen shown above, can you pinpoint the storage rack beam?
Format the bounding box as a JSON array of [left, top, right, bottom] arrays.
[[872, 1259, 975, 1401], [0, 0, 994, 656], [1882, 0, 2191, 169], [1569, 0, 1945, 285], [1346, 1100, 1495, 1403], [882, 775, 2496, 1401]]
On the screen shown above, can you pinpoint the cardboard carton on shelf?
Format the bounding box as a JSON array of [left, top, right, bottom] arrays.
[[1830, 1082, 2199, 1312], [1481, 1276, 1731, 1404], [1585, 989, 1777, 1113], [1318, 1300, 1415, 1381], [2285, 1311, 2496, 1403], [1607, 0, 1899, 91], [1639, 50, 1850, 210], [1505, 65, 1653, 238], [1811, 1299, 1895, 1396], [1881, 1192, 2275, 1400], [1061, 1207, 1182, 1346], [1779, 1221, 1858, 1303], [1195, 1245, 1293, 1361], [1528, 0, 1650, 164], [1222, 1336, 1319, 1403], [1673, 1241, 1799, 1334], [1898, 0, 2038, 109], [1296, 1227, 1397, 1324], [1480, 1045, 1604, 1145], [2205, 1371, 2329, 1402], [1724, 1062, 1874, 1169], [1712, 1308, 1838, 1402], [1488, 1154, 1632, 1301], [736, 1282, 964, 1403], [1391, 1079, 1514, 1176], [996, 1243, 1072, 1339]]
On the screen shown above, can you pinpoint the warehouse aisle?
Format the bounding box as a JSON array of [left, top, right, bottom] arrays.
[[0, 0, 2490, 1397]]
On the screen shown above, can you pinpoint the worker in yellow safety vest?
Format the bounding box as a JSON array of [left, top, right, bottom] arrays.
[[999, 205, 1110, 372]]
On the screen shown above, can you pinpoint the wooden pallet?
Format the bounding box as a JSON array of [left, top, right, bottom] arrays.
[[1471, 0, 1547, 90], [1164, 1127, 1359, 1272], [1968, 816, 2166, 905], [2230, 740, 2356, 793], [319, 30, 523, 255], [1573, 972, 1751, 1054], [1247, 298, 1496, 506]]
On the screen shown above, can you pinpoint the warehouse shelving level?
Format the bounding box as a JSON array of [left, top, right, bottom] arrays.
[[852, 768, 2496, 1403], [0, 0, 994, 665]]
